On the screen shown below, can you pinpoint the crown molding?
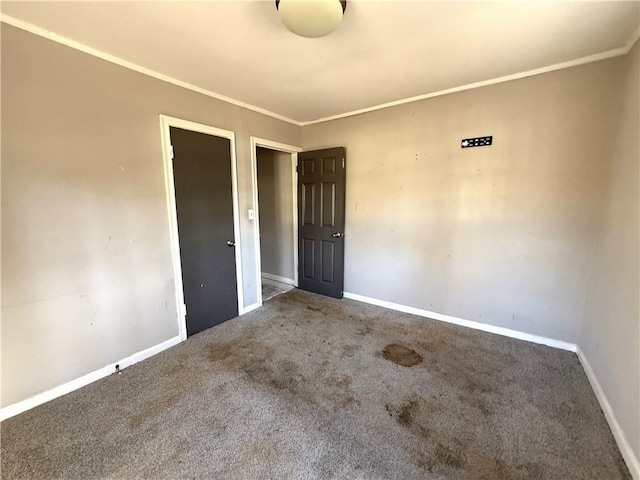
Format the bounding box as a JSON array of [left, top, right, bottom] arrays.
[[0, 14, 303, 127], [625, 25, 640, 53], [2, 13, 638, 128], [300, 45, 631, 125]]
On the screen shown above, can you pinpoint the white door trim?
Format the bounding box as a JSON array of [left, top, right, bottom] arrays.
[[250, 137, 302, 308], [160, 115, 244, 341]]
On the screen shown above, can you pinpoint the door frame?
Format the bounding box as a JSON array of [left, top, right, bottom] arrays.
[[160, 115, 244, 341], [250, 137, 302, 307]]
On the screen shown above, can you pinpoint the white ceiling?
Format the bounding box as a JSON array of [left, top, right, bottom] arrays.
[[2, 1, 639, 124]]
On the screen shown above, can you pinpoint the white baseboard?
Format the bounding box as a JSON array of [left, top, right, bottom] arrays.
[[0, 298, 266, 422], [261, 272, 296, 286], [241, 302, 261, 315], [0, 335, 182, 422], [342, 292, 577, 352], [1, 299, 268, 422], [576, 347, 639, 479]]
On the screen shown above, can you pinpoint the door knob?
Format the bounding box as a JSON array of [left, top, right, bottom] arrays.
[[332, 232, 343, 238], [227, 240, 235, 247]]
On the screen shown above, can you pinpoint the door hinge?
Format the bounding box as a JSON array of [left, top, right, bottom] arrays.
[[182, 303, 187, 316], [169, 145, 174, 159], [296, 165, 299, 173], [342, 158, 345, 169]]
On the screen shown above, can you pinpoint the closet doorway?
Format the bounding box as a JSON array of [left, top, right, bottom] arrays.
[[250, 138, 301, 305]]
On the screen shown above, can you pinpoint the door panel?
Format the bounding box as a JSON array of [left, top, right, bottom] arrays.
[[321, 241, 335, 283], [298, 147, 346, 298], [321, 182, 336, 227], [303, 238, 315, 279], [302, 183, 315, 225], [170, 127, 238, 336]]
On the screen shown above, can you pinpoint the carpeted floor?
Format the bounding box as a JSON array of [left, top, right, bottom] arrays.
[[1, 289, 630, 479], [262, 277, 294, 302]]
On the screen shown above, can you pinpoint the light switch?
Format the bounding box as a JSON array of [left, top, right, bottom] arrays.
[[248, 209, 255, 221]]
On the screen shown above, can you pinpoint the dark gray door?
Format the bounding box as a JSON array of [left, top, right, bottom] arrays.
[[298, 147, 346, 298], [170, 127, 238, 336]]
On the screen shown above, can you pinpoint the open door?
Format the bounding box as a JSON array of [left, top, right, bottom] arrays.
[[297, 147, 346, 299]]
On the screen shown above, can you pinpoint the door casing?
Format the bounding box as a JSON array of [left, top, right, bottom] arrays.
[[250, 137, 302, 307], [160, 115, 244, 341]]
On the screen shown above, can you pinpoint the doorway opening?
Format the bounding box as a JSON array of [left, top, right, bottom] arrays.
[[250, 138, 301, 306]]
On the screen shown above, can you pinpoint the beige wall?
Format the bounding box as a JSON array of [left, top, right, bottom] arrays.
[[1, 26, 300, 407], [302, 57, 625, 343], [257, 148, 295, 282], [580, 43, 639, 461]]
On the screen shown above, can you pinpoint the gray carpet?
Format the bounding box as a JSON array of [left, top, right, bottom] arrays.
[[1, 289, 630, 479]]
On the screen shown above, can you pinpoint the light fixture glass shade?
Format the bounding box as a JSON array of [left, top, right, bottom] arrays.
[[277, 0, 345, 38]]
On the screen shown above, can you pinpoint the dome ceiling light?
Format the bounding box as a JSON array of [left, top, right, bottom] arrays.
[[275, 0, 347, 38]]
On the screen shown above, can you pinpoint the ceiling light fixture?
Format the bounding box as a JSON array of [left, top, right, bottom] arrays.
[[275, 0, 347, 38]]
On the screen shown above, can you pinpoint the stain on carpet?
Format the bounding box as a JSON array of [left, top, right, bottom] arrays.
[[130, 393, 181, 429], [201, 336, 359, 411], [386, 392, 582, 479], [382, 344, 423, 367], [340, 344, 361, 358], [395, 403, 462, 471], [434, 443, 466, 470], [396, 400, 420, 428], [358, 324, 373, 336]]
